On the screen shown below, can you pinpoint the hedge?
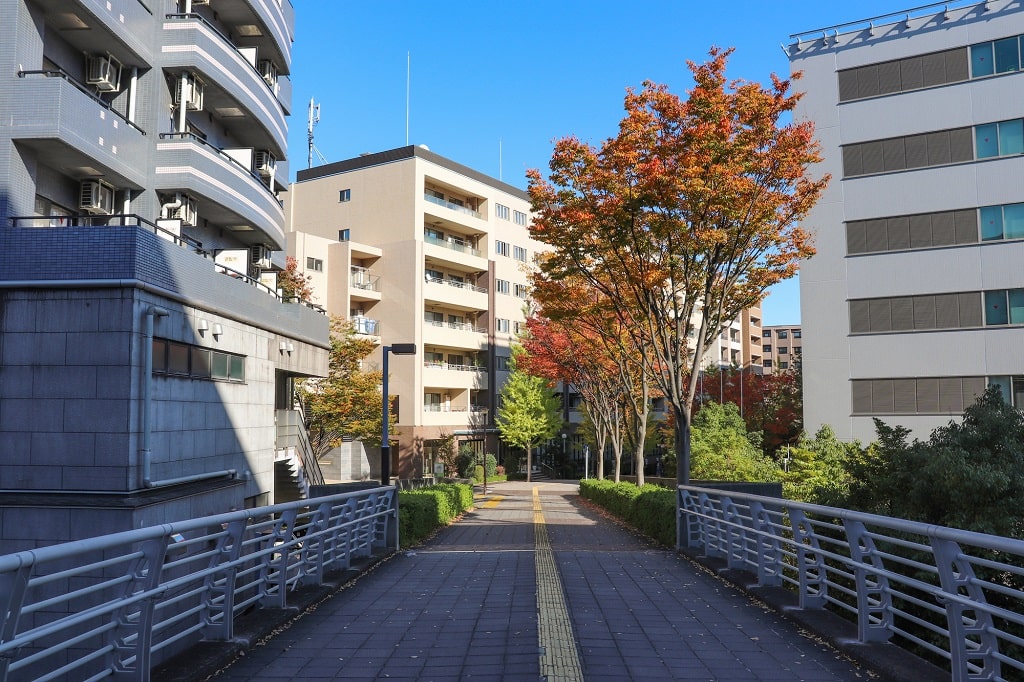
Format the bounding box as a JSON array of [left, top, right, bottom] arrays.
[[578, 479, 676, 547], [398, 483, 474, 547]]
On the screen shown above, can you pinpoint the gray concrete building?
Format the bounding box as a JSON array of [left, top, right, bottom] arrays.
[[791, 0, 1024, 442], [0, 0, 328, 552]]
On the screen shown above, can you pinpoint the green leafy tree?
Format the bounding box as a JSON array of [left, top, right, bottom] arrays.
[[278, 255, 315, 302], [496, 348, 562, 482], [836, 387, 1024, 537], [298, 317, 383, 458], [686, 402, 776, 482], [791, 425, 862, 504]]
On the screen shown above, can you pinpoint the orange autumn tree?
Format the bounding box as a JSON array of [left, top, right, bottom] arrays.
[[527, 47, 828, 484]]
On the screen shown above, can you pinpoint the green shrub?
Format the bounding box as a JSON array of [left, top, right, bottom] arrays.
[[579, 479, 675, 547], [398, 483, 473, 546]]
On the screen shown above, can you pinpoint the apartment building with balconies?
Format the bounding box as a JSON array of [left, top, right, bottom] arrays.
[[286, 145, 542, 479], [0, 0, 329, 552], [791, 0, 1024, 441], [760, 325, 802, 375]]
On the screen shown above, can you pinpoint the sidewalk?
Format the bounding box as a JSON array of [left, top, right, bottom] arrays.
[[209, 481, 874, 681]]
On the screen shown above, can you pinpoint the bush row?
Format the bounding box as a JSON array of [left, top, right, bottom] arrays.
[[578, 479, 676, 547], [398, 483, 474, 547]]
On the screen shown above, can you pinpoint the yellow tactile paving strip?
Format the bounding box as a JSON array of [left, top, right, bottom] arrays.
[[533, 486, 584, 682]]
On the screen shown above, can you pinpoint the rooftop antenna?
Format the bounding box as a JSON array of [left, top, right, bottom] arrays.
[[406, 52, 410, 146], [307, 97, 327, 168]]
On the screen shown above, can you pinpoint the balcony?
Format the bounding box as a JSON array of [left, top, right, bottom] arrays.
[[8, 71, 148, 190], [350, 266, 381, 301], [422, 318, 487, 350], [34, 0, 153, 66], [161, 16, 287, 154], [422, 363, 488, 391], [155, 133, 285, 247], [424, 193, 481, 219], [423, 276, 488, 311], [350, 316, 380, 336], [423, 232, 480, 257], [423, 232, 487, 271]]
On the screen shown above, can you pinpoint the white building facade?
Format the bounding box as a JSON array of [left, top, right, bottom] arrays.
[[792, 0, 1024, 441]]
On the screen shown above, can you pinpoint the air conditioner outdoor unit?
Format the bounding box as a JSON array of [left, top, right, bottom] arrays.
[[86, 54, 122, 92], [79, 179, 115, 215], [254, 150, 276, 177], [257, 59, 277, 86], [170, 195, 198, 226], [249, 244, 272, 270], [173, 73, 204, 111]]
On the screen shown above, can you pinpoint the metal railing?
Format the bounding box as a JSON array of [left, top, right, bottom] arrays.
[[350, 266, 380, 292], [423, 193, 482, 219], [0, 487, 397, 681], [423, 318, 486, 333], [157, 132, 281, 205], [17, 69, 147, 135], [678, 485, 1024, 681], [424, 275, 487, 294], [423, 232, 481, 257]]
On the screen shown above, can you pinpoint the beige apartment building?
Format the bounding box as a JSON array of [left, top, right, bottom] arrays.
[[286, 145, 541, 479], [760, 325, 802, 375]]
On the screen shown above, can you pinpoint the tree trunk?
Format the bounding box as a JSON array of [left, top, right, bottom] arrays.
[[526, 444, 532, 483], [675, 406, 691, 485]]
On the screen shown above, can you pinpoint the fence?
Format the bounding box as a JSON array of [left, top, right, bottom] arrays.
[[0, 486, 397, 681], [678, 485, 1024, 681]]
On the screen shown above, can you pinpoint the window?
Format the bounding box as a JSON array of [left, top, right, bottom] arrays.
[[496, 355, 511, 371], [762, 344, 772, 353], [496, 318, 510, 333], [339, 229, 350, 241], [779, 361, 789, 369], [306, 257, 323, 272], [794, 347, 802, 355], [762, 359, 773, 368], [514, 283, 530, 299], [793, 330, 802, 338], [849, 292, 984, 333], [989, 375, 1024, 408], [762, 330, 772, 338], [513, 245, 527, 262], [424, 311, 443, 325], [852, 376, 987, 415], [980, 202, 1024, 241], [971, 36, 1022, 78], [778, 347, 788, 355], [339, 189, 351, 202], [425, 268, 443, 282], [424, 226, 443, 242], [424, 392, 442, 412], [975, 118, 1024, 159], [514, 321, 523, 335], [495, 204, 510, 220], [496, 279, 510, 295], [777, 330, 788, 339], [985, 289, 1024, 325], [837, 48, 968, 102], [513, 210, 528, 226], [494, 240, 510, 257], [152, 338, 245, 382]]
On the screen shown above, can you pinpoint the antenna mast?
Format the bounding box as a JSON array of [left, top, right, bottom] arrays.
[[307, 98, 327, 168]]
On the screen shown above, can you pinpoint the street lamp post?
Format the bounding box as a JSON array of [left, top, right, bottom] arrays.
[[381, 343, 417, 485], [583, 444, 589, 480]]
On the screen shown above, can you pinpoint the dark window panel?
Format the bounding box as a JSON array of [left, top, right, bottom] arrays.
[[938, 377, 964, 412], [954, 209, 978, 244], [872, 379, 896, 413], [842, 145, 864, 177], [851, 380, 873, 414], [949, 127, 975, 162], [869, 298, 892, 332], [838, 69, 859, 102], [877, 61, 902, 94], [891, 297, 915, 330], [909, 213, 932, 248], [913, 295, 937, 329], [887, 216, 911, 250], [959, 292, 983, 327], [922, 51, 947, 86], [935, 293, 961, 328], [901, 55, 924, 89], [847, 220, 867, 255], [864, 218, 889, 252], [917, 378, 940, 413], [882, 137, 907, 171], [944, 47, 970, 82], [925, 130, 952, 165], [931, 211, 956, 245], [849, 299, 871, 333], [858, 64, 880, 98], [904, 134, 928, 168], [893, 379, 917, 413], [861, 141, 886, 174]]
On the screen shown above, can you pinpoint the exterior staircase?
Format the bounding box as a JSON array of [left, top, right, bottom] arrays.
[[274, 409, 324, 503]]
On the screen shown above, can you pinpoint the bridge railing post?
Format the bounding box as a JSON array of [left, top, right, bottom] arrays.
[[843, 519, 893, 643], [789, 509, 827, 609]]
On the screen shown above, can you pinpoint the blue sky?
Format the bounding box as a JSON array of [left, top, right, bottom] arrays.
[[285, 0, 923, 325]]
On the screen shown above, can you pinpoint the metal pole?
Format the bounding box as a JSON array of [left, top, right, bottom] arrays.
[[381, 346, 391, 485], [584, 445, 589, 480]]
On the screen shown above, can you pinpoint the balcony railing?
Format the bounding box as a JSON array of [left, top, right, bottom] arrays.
[[423, 404, 469, 413], [423, 232, 481, 257], [17, 69, 146, 135], [423, 318, 486, 334], [351, 316, 379, 335], [424, 193, 482, 219], [350, 266, 380, 292], [158, 133, 281, 205], [423, 361, 486, 372], [424, 276, 487, 294]]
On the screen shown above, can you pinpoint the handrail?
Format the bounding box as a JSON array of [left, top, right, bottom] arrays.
[[423, 232, 481, 257], [423, 318, 487, 333], [677, 485, 1024, 680], [17, 69, 147, 135], [0, 487, 398, 680], [423, 193, 482, 219], [790, 0, 975, 41], [424, 275, 487, 294]]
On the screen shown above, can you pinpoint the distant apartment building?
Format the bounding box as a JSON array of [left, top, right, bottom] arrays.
[[791, 0, 1024, 441], [286, 145, 542, 478], [760, 325, 802, 374], [703, 306, 765, 371], [0, 0, 329, 552]]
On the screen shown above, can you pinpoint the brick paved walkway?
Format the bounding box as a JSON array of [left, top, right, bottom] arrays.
[[211, 481, 876, 681]]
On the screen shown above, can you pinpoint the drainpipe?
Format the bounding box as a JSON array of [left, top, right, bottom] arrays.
[[128, 66, 138, 125], [177, 71, 188, 134], [141, 305, 237, 489]]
